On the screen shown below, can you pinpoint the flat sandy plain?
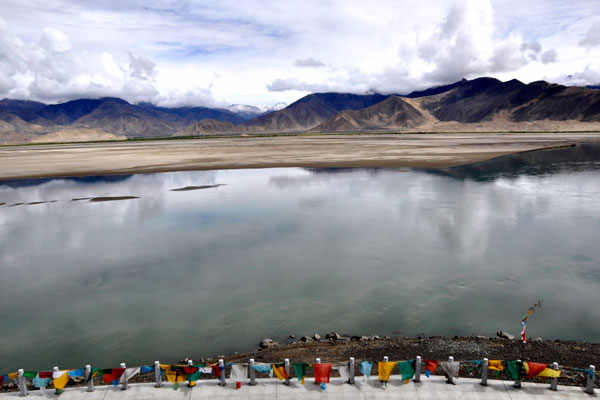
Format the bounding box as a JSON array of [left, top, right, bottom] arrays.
[[1, 132, 600, 180]]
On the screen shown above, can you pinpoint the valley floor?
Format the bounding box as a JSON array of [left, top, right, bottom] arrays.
[[1, 132, 600, 180]]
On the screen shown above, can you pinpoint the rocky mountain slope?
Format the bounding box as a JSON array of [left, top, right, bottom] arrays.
[[1, 78, 600, 143]]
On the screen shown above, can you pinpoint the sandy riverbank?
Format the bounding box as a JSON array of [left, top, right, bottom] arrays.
[[1, 132, 600, 180]]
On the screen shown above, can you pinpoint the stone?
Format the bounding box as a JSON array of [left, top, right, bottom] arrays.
[[531, 336, 543, 342], [372, 335, 381, 340], [260, 338, 275, 348], [418, 333, 428, 340], [359, 335, 369, 341], [476, 335, 487, 340], [289, 334, 295, 339], [300, 336, 314, 342], [496, 331, 515, 340], [326, 332, 342, 340], [313, 333, 321, 341]]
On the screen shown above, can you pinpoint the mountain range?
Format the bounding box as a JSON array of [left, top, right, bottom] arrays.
[[1, 77, 599, 144]]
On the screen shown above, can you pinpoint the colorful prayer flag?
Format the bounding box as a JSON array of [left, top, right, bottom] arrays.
[[32, 373, 51, 388], [523, 362, 547, 379], [506, 360, 523, 380], [272, 363, 290, 380], [101, 368, 125, 385], [424, 360, 438, 377], [359, 361, 373, 379], [141, 365, 154, 374], [538, 367, 561, 378], [251, 363, 272, 374], [52, 370, 70, 390], [293, 362, 309, 384], [378, 361, 396, 383], [488, 360, 504, 371], [520, 301, 542, 343], [68, 369, 84, 377], [314, 363, 332, 384], [398, 360, 415, 383]]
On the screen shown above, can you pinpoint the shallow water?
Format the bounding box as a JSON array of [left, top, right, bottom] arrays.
[[1, 144, 600, 372]]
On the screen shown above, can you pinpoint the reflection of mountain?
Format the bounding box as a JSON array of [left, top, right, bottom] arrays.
[[0, 174, 134, 188], [436, 142, 600, 181]]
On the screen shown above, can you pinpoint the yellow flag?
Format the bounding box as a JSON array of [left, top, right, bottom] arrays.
[[488, 360, 504, 371], [52, 370, 70, 389], [7, 372, 18, 381], [378, 361, 396, 382], [272, 364, 289, 380], [538, 368, 561, 378], [165, 370, 187, 383]]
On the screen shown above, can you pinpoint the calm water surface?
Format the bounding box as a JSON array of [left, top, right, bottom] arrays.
[[1, 144, 599, 371]]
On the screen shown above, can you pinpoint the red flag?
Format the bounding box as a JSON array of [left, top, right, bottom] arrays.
[[526, 362, 547, 379], [314, 363, 332, 384], [424, 360, 438, 377], [210, 364, 221, 378], [39, 371, 53, 379], [102, 368, 125, 383]]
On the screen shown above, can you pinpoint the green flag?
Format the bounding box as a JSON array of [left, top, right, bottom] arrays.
[[506, 360, 523, 381], [293, 362, 309, 384], [398, 360, 415, 383]]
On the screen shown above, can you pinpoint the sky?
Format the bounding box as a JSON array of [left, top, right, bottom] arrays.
[[0, 0, 599, 108]]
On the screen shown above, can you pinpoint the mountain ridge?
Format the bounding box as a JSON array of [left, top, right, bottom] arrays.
[[2, 77, 600, 143]]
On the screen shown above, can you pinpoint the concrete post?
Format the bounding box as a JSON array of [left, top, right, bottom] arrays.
[[85, 365, 94, 392], [383, 356, 389, 362], [154, 361, 162, 388], [415, 356, 421, 383], [218, 359, 226, 386], [586, 365, 595, 394], [550, 362, 559, 391], [249, 359, 256, 386], [17, 369, 27, 397], [514, 360, 522, 388], [481, 358, 488, 386], [447, 356, 455, 385], [284, 359, 291, 385], [53, 367, 60, 395], [120, 363, 128, 390], [187, 360, 194, 387], [349, 357, 355, 384]]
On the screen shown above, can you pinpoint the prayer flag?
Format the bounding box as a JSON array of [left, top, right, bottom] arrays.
[[119, 367, 141, 384], [293, 362, 309, 384], [251, 363, 272, 374], [314, 363, 332, 384], [488, 360, 504, 371], [230, 364, 247, 382], [538, 368, 561, 378], [68, 369, 84, 377], [506, 360, 523, 380], [141, 365, 154, 374], [0, 375, 5, 386], [7, 372, 18, 383], [32, 373, 51, 388], [441, 361, 460, 379], [359, 361, 373, 379], [523, 362, 547, 379], [378, 361, 396, 383], [101, 368, 125, 385], [52, 370, 70, 390], [398, 360, 415, 383], [335, 364, 349, 381], [23, 372, 37, 378], [424, 360, 438, 377], [272, 363, 289, 380], [210, 364, 221, 378]]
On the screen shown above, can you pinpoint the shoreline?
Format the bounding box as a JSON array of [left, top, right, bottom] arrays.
[[1, 132, 599, 180], [2, 335, 597, 392]]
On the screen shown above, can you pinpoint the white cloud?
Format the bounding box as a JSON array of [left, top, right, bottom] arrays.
[[294, 58, 325, 68], [541, 50, 558, 64], [578, 23, 600, 49], [0, 1, 599, 105]]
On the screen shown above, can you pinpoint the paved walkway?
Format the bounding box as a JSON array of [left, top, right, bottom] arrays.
[[0, 375, 595, 399]]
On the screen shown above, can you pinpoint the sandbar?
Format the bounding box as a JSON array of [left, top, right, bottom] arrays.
[[1, 133, 600, 180]]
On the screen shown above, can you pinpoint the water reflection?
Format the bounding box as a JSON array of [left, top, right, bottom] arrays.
[[0, 148, 599, 372]]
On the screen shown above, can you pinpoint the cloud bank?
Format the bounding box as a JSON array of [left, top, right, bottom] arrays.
[[0, 0, 598, 106]]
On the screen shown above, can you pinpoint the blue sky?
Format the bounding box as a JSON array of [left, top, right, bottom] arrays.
[[0, 0, 599, 107]]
